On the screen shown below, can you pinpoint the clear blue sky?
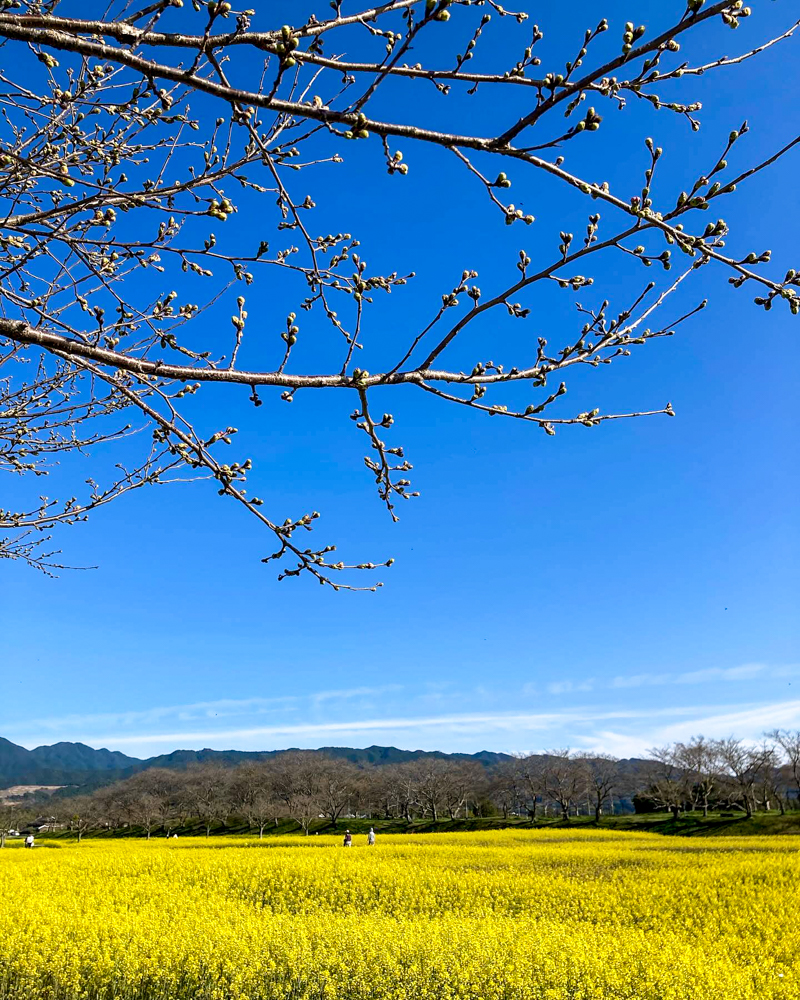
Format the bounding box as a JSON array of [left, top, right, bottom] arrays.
[[1, 0, 798, 760]]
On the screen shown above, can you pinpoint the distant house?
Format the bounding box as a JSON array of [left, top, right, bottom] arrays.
[[36, 817, 64, 832]]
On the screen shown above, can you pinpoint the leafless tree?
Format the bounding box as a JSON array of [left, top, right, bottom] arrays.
[[60, 795, 97, 842], [315, 756, 361, 826], [359, 765, 397, 820], [0, 1, 797, 587], [671, 736, 722, 817], [386, 761, 420, 824], [130, 791, 162, 838], [229, 760, 281, 836], [441, 760, 483, 819], [542, 748, 583, 821], [184, 763, 233, 835], [646, 744, 693, 818], [489, 759, 523, 820], [414, 758, 454, 822], [716, 737, 778, 818], [757, 764, 787, 815], [576, 752, 618, 821], [767, 730, 800, 808], [228, 760, 263, 815], [92, 782, 131, 830], [511, 753, 545, 820], [120, 768, 183, 837], [0, 802, 29, 847], [270, 750, 322, 833]]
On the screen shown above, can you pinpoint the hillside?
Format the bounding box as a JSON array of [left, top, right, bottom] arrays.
[[0, 737, 653, 802], [0, 738, 518, 791]]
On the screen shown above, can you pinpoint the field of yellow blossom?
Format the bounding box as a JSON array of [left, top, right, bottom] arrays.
[[0, 828, 797, 999]]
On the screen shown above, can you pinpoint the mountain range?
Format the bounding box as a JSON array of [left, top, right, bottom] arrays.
[[0, 737, 516, 791]]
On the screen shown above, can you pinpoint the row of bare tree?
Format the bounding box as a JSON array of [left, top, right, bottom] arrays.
[[1, 731, 798, 843], [644, 731, 800, 819]]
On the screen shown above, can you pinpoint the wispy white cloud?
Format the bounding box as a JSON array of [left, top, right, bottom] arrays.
[[311, 685, 402, 707], [547, 679, 595, 695], [573, 730, 653, 759], [7, 663, 799, 759], [675, 664, 768, 684], [3, 696, 298, 737], [610, 663, 797, 691], [611, 673, 668, 689], [573, 700, 800, 758], [656, 699, 800, 743], [4, 687, 406, 740], [83, 711, 585, 747], [34, 699, 798, 756]]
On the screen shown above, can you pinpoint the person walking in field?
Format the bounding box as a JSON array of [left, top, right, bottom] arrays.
[[367, 827, 376, 846], [343, 830, 352, 847], [24, 834, 34, 849]]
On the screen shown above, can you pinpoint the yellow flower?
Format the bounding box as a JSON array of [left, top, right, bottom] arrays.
[[0, 829, 797, 999]]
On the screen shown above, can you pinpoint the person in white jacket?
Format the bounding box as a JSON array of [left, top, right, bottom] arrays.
[[367, 828, 376, 846]]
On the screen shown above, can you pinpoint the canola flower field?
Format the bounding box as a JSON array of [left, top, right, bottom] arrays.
[[0, 829, 798, 1000]]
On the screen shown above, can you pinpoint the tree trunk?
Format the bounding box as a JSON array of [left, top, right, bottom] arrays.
[[146, 829, 151, 840], [671, 805, 680, 820], [561, 804, 569, 822], [0, 832, 5, 848], [259, 825, 265, 839], [595, 805, 602, 822]]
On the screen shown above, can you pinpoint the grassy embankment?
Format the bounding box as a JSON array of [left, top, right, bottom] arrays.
[[31, 809, 800, 842]]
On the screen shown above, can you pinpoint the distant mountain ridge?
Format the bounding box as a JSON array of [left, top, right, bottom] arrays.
[[0, 738, 515, 789], [0, 737, 652, 797]]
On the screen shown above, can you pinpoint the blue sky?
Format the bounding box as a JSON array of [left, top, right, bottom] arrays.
[[1, 0, 798, 760]]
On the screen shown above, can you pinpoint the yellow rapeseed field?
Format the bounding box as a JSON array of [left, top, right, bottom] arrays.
[[0, 829, 797, 999]]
